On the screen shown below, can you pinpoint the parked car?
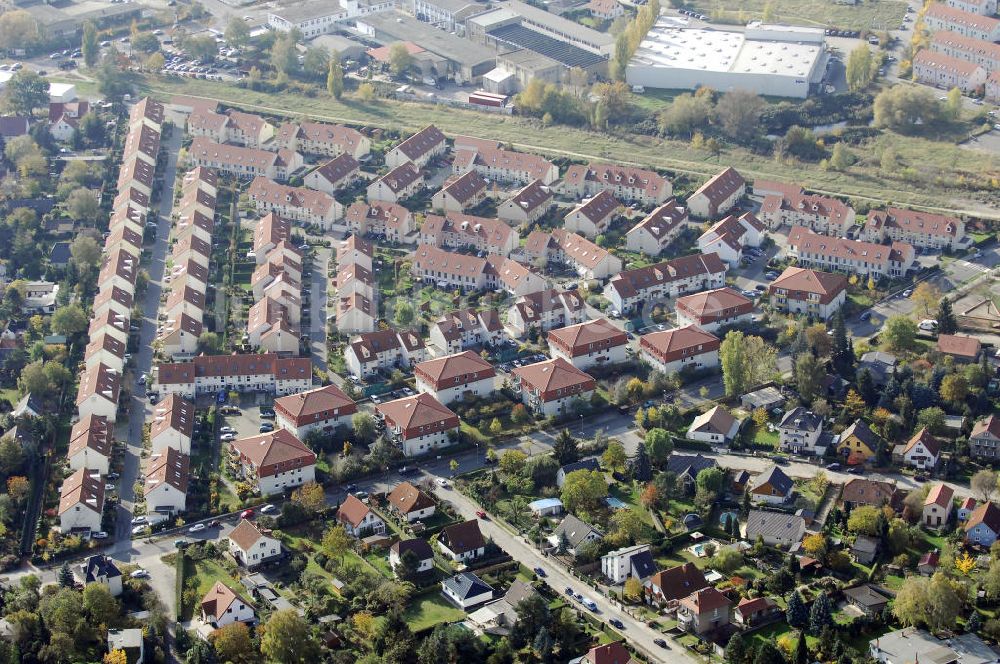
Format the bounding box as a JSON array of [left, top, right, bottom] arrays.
[[130, 569, 149, 578], [240, 509, 254, 519], [398, 466, 419, 476], [475, 510, 488, 519], [259, 408, 275, 419], [220, 426, 236, 434], [654, 639, 668, 648], [435, 478, 450, 488], [609, 618, 625, 629], [92, 531, 109, 539], [189, 523, 206, 533], [258, 423, 274, 433], [220, 433, 236, 441], [261, 504, 276, 514], [131, 515, 147, 525], [533, 567, 546, 577]]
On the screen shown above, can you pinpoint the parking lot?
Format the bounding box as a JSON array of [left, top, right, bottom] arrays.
[[216, 399, 275, 445]]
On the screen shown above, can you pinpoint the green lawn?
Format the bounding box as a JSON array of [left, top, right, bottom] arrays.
[[748, 621, 818, 650], [609, 482, 655, 527], [128, 75, 1000, 213], [183, 558, 240, 620], [754, 428, 780, 449], [0, 388, 19, 407], [402, 593, 467, 631]]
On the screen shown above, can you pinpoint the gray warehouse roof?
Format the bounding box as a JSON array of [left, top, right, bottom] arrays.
[[489, 24, 605, 68], [358, 12, 497, 67]]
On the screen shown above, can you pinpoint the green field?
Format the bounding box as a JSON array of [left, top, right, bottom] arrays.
[[128, 75, 1000, 216], [683, 0, 907, 31]]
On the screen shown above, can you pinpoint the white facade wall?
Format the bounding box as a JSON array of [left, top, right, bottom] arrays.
[[415, 375, 496, 405], [549, 343, 628, 371], [399, 429, 455, 457], [275, 412, 353, 441], [145, 483, 187, 514], [68, 449, 110, 475], [78, 397, 118, 424], [675, 310, 753, 334], [230, 535, 282, 567], [640, 348, 720, 376], [60, 504, 102, 533], [256, 464, 316, 496]]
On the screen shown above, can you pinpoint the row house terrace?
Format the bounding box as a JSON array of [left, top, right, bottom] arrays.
[[931, 29, 1000, 72], [563, 190, 622, 239], [604, 252, 728, 315], [560, 162, 671, 205], [248, 176, 343, 230], [507, 288, 587, 338], [154, 354, 312, 398], [912, 49, 987, 93], [430, 307, 505, 355], [452, 145, 560, 186], [863, 207, 966, 251], [144, 447, 190, 515], [625, 199, 688, 256], [158, 313, 204, 358], [246, 296, 300, 354], [187, 109, 275, 148], [432, 171, 490, 213], [121, 123, 161, 169], [336, 234, 374, 271], [367, 162, 424, 204], [924, 3, 1000, 42], [547, 318, 628, 370], [411, 245, 546, 296], [384, 124, 447, 169], [499, 179, 554, 226], [344, 201, 415, 243], [419, 212, 518, 256], [67, 414, 113, 474], [788, 226, 916, 279], [336, 293, 376, 334], [344, 329, 428, 378], [334, 261, 376, 302], [84, 334, 127, 373], [944, 0, 996, 15], [303, 153, 362, 195], [687, 167, 746, 219], [523, 229, 622, 281], [759, 188, 855, 235], [149, 394, 196, 455], [188, 137, 303, 181], [77, 362, 122, 423], [274, 120, 371, 159], [253, 212, 292, 260], [696, 212, 764, 266]]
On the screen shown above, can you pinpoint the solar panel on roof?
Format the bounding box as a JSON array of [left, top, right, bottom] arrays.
[[487, 24, 606, 69]]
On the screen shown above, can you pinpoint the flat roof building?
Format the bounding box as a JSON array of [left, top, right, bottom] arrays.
[[627, 18, 826, 98]]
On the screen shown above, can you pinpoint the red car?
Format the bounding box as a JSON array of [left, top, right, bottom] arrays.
[[475, 510, 487, 519], [240, 509, 254, 519]]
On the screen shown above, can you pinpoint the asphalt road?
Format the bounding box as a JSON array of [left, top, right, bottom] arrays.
[[114, 111, 185, 542]]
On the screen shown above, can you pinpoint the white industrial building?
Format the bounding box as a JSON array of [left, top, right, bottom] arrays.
[[626, 20, 827, 99]]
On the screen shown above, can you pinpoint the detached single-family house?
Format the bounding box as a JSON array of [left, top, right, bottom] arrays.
[[923, 483, 954, 529], [389, 538, 434, 575], [844, 584, 891, 617], [200, 582, 255, 629], [965, 501, 1000, 547], [387, 481, 436, 523], [84, 555, 123, 597], [442, 572, 494, 609], [837, 419, 881, 466], [744, 509, 806, 548], [59, 468, 105, 533], [778, 408, 825, 456], [678, 587, 733, 635], [840, 478, 903, 511], [228, 518, 282, 569], [438, 519, 486, 562], [858, 351, 897, 386], [852, 535, 880, 565], [748, 466, 794, 505], [893, 428, 940, 470], [337, 494, 387, 537], [686, 405, 741, 445], [601, 544, 657, 584], [549, 514, 603, 556], [735, 597, 780, 627], [936, 334, 982, 363], [645, 563, 709, 606], [556, 458, 601, 488]]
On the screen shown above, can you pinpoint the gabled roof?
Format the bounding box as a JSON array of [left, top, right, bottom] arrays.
[[936, 333, 981, 359], [414, 350, 495, 387], [843, 583, 891, 609], [85, 554, 121, 582], [924, 483, 954, 509], [966, 501, 1000, 534], [750, 465, 793, 495], [648, 563, 709, 602], [145, 447, 190, 494], [675, 287, 752, 318], [337, 494, 374, 528], [511, 357, 595, 395], [563, 161, 669, 199], [665, 453, 717, 481], [388, 481, 435, 514], [904, 427, 941, 458], [779, 407, 823, 433], [506, 179, 552, 213], [443, 571, 493, 600], [972, 415, 1000, 440], [840, 478, 900, 508], [840, 419, 880, 450], [231, 429, 316, 470], [586, 641, 634, 664], [393, 124, 445, 161], [680, 586, 732, 613], [375, 392, 458, 431], [688, 405, 738, 436], [59, 468, 105, 515], [569, 190, 620, 223], [548, 317, 627, 352], [201, 581, 251, 620], [273, 384, 355, 422], [640, 325, 719, 357], [552, 513, 602, 548], [628, 199, 687, 241], [608, 253, 727, 299], [391, 537, 434, 560], [228, 517, 269, 551], [559, 458, 601, 475], [440, 519, 485, 554], [691, 166, 745, 206]]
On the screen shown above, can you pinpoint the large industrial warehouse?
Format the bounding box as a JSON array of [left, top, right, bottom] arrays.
[[626, 19, 828, 98]]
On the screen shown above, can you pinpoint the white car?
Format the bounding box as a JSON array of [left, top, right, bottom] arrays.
[[189, 523, 206, 533], [220, 426, 236, 434], [130, 569, 149, 578], [435, 478, 450, 488], [260, 504, 276, 514], [92, 531, 109, 539], [131, 515, 147, 525], [919, 319, 939, 331], [131, 525, 147, 536], [220, 433, 236, 441], [105, 483, 116, 491]]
